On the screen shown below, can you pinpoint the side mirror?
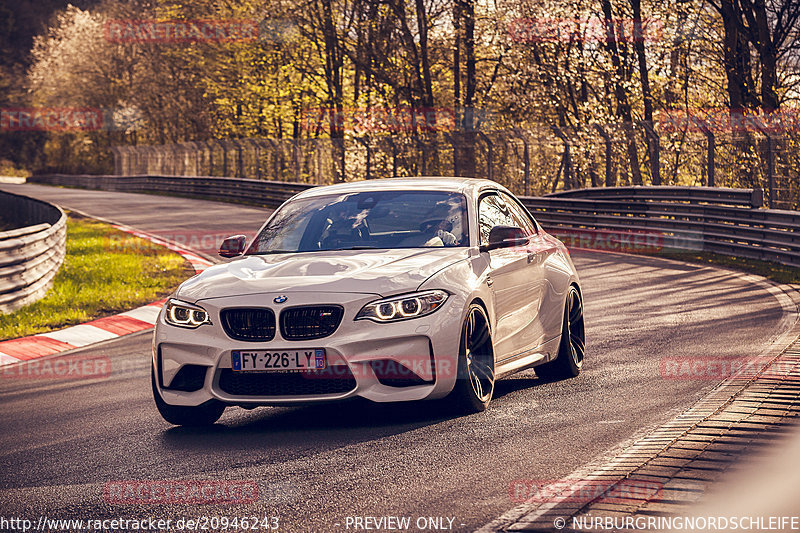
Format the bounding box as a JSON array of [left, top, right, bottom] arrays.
[[219, 235, 246, 258], [480, 226, 529, 253]]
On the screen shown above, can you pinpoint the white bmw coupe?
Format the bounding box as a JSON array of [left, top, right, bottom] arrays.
[[152, 177, 584, 425]]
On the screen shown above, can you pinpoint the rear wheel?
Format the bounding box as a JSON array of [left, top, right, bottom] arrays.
[[151, 367, 225, 426], [535, 286, 585, 381], [449, 304, 495, 413]]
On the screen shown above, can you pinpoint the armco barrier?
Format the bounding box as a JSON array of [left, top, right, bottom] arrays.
[[520, 195, 800, 268], [27, 175, 800, 269], [0, 191, 67, 313], [30, 174, 313, 209], [547, 185, 764, 208]]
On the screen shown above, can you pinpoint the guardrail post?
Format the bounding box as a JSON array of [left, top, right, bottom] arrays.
[[639, 121, 661, 185], [550, 125, 574, 190], [593, 124, 614, 187]]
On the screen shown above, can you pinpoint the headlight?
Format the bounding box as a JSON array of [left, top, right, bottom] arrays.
[[164, 299, 211, 329], [355, 290, 448, 322]]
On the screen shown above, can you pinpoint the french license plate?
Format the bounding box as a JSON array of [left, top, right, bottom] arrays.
[[231, 349, 326, 372]]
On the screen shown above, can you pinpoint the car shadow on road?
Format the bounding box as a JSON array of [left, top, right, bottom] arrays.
[[157, 372, 558, 453], [158, 396, 462, 450]]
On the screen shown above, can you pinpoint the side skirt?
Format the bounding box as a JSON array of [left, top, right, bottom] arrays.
[[495, 336, 562, 380]]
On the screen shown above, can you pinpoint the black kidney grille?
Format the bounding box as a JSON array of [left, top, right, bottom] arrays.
[[220, 308, 276, 342], [280, 306, 344, 340], [218, 367, 356, 396]]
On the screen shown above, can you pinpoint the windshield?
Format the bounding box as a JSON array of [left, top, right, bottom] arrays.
[[248, 190, 469, 254]]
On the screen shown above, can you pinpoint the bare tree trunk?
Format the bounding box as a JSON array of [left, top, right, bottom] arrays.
[[601, 0, 643, 185], [630, 0, 658, 184], [458, 0, 477, 176], [319, 0, 345, 181]]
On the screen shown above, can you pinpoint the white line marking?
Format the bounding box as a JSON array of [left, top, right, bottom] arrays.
[[120, 305, 161, 324], [39, 324, 118, 347]]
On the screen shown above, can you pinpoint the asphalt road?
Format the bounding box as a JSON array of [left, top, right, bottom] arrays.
[[0, 183, 794, 532], [1, 183, 271, 259]]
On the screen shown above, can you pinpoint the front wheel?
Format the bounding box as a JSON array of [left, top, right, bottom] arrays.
[[535, 285, 585, 381], [449, 304, 495, 413], [151, 367, 225, 426]]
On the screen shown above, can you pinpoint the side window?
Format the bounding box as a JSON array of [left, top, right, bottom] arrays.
[[478, 194, 517, 245], [500, 192, 538, 235]]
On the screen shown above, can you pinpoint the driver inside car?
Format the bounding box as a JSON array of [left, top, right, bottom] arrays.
[[319, 203, 369, 249], [424, 219, 459, 247]]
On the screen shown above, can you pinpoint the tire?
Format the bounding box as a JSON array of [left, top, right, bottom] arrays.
[[151, 366, 225, 426], [535, 285, 585, 381], [449, 303, 495, 413]]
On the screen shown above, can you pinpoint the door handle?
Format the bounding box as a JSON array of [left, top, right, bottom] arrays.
[[486, 276, 493, 287]]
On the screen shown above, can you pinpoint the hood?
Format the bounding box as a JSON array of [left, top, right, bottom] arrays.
[[176, 248, 470, 302]]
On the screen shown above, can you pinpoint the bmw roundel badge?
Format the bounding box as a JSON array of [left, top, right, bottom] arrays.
[[273, 295, 288, 304]]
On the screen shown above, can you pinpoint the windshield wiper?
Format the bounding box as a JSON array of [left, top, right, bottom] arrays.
[[250, 249, 294, 255]]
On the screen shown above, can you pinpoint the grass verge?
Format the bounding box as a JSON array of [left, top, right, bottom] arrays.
[[0, 213, 192, 340]]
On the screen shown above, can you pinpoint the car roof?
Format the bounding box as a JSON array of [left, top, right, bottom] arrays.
[[292, 177, 509, 199]]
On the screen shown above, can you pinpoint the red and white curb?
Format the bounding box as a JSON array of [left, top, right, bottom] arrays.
[[0, 225, 213, 366]]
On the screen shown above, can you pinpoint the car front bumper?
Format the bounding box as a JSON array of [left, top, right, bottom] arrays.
[[152, 291, 466, 407]]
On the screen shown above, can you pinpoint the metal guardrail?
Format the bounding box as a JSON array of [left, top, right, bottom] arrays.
[[0, 191, 67, 313], [521, 196, 800, 268], [28, 174, 799, 269], [547, 185, 764, 208], [30, 174, 313, 209]]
